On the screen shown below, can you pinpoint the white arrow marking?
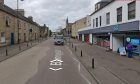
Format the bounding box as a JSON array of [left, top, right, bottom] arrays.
[[50, 59, 63, 63], [49, 68, 63, 71], [50, 61, 62, 66]]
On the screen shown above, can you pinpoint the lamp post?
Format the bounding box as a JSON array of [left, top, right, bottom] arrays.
[[17, 0, 24, 44]]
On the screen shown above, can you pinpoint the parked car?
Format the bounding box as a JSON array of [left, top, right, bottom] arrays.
[[54, 35, 64, 45]]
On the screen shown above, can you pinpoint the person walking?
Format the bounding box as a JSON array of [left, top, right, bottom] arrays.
[[126, 42, 133, 58]]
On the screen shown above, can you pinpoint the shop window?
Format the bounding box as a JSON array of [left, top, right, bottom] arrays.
[[128, 1, 136, 20], [117, 7, 122, 22], [106, 12, 110, 25]]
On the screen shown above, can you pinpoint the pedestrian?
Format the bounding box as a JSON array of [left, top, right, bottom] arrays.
[[126, 42, 133, 58]]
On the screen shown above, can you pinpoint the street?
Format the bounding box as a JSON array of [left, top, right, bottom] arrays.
[[0, 38, 97, 84]]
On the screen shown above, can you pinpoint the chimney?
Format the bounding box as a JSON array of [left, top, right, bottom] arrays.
[[0, 0, 4, 4], [28, 16, 33, 21], [15, 9, 25, 16]]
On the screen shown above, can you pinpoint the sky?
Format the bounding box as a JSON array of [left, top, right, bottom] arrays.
[[5, 0, 99, 31]]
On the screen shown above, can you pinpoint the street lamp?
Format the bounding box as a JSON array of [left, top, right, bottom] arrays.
[[17, 0, 24, 44]]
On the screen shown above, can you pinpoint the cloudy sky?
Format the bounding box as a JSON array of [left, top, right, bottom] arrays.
[[5, 0, 99, 31]]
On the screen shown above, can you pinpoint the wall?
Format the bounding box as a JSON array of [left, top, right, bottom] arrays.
[[0, 10, 40, 46], [89, 34, 92, 44], [112, 35, 124, 51], [73, 17, 87, 37], [72, 23, 76, 37]]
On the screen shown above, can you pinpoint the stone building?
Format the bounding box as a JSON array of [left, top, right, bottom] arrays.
[[72, 15, 91, 38], [40, 24, 49, 38], [0, 0, 40, 46]]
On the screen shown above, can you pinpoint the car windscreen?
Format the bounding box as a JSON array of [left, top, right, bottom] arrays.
[[55, 36, 63, 39]]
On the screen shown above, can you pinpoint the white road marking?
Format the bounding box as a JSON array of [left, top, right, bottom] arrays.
[[49, 49, 64, 71], [81, 73, 91, 84], [65, 46, 92, 84], [49, 68, 63, 71]]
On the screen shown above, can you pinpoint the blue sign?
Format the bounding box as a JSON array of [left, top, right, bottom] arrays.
[[113, 25, 119, 31]]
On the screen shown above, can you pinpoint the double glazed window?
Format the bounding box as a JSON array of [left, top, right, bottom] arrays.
[[99, 16, 102, 26], [117, 7, 122, 22], [93, 19, 95, 28], [106, 12, 110, 24], [0, 32, 5, 43], [96, 18, 98, 27], [128, 1, 136, 20], [5, 16, 11, 27]]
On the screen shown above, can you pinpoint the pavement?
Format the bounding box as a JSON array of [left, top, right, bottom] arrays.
[[0, 38, 45, 62], [67, 38, 140, 84], [0, 38, 97, 84]]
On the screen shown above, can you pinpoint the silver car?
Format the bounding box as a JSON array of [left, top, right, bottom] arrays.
[[54, 35, 64, 45]]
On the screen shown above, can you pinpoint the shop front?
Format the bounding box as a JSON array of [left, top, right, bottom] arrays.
[[96, 35, 110, 48]]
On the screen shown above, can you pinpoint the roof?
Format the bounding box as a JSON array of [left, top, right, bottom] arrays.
[[0, 4, 39, 26], [90, 0, 115, 16]]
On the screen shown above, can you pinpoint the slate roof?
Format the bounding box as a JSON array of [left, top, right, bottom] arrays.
[[0, 4, 39, 26], [90, 0, 115, 16]]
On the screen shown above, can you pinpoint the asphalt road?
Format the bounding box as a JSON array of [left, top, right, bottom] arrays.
[[25, 38, 97, 84]]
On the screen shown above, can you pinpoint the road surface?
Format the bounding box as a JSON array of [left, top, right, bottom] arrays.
[[0, 38, 97, 84]]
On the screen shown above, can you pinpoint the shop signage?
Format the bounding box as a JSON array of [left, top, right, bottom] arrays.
[[126, 37, 131, 42], [113, 25, 119, 31]]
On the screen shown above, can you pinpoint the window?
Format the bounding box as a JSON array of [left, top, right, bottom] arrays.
[[96, 18, 98, 27], [5, 16, 11, 27], [1, 32, 5, 43], [117, 7, 122, 22], [99, 16, 102, 26], [106, 12, 110, 24], [84, 21, 86, 24], [1, 32, 5, 37], [128, 1, 136, 20], [18, 20, 22, 29], [93, 19, 95, 28]]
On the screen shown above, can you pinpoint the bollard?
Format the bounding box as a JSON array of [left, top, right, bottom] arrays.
[[81, 50, 83, 57], [31, 41, 32, 46], [27, 42, 28, 47], [75, 46, 77, 51], [92, 58, 94, 69], [19, 45, 21, 50], [6, 48, 8, 56], [72, 43, 73, 48]]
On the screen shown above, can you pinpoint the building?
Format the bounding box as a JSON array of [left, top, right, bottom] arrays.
[[0, 0, 41, 46], [78, 0, 140, 55], [65, 18, 73, 37], [40, 24, 49, 38], [72, 15, 91, 39]]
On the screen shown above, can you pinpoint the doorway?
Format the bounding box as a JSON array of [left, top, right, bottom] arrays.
[[10, 33, 14, 45]]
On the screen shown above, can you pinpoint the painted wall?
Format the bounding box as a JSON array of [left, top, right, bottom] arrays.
[[91, 0, 140, 30], [82, 34, 84, 42], [110, 34, 113, 50], [112, 35, 124, 51], [89, 34, 92, 44]]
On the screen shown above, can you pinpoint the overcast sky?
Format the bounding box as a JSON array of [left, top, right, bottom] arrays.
[[5, 0, 99, 31]]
